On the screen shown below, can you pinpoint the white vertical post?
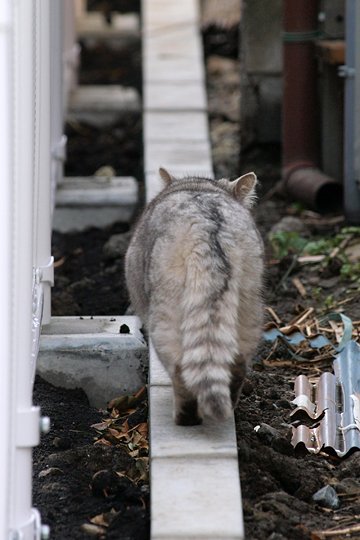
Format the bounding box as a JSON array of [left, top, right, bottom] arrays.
[[0, 0, 13, 535], [10, 1, 42, 537], [63, 0, 80, 108], [50, 0, 66, 212], [33, 0, 54, 325]]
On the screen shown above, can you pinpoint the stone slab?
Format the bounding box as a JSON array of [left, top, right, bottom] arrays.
[[69, 85, 140, 112], [144, 56, 204, 83], [145, 27, 202, 59], [38, 316, 147, 408], [53, 176, 138, 232], [143, 0, 199, 32], [68, 85, 140, 127], [144, 111, 208, 142], [145, 82, 206, 111], [77, 12, 139, 38], [151, 457, 244, 539], [150, 386, 238, 458], [145, 140, 212, 173], [148, 341, 171, 385]]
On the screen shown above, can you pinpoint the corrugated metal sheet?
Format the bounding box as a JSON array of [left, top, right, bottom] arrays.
[[291, 341, 360, 457]]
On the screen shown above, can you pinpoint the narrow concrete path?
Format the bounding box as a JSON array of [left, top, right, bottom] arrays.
[[143, 1, 245, 538]]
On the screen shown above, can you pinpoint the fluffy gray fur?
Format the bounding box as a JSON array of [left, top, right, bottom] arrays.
[[125, 169, 264, 425]]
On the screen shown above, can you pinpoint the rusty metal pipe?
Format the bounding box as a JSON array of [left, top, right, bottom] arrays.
[[282, 0, 342, 212]]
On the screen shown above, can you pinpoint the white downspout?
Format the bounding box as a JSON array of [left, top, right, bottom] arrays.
[[10, 0, 41, 537], [33, 0, 54, 325], [0, 0, 13, 536], [50, 0, 66, 213]]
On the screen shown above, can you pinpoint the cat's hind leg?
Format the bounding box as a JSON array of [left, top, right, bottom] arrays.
[[173, 365, 202, 426]]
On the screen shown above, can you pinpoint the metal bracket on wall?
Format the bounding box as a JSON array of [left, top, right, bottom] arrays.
[[338, 64, 356, 78], [38, 257, 54, 287]]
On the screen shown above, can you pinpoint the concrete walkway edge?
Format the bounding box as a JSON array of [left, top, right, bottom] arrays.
[[143, 1, 245, 538]]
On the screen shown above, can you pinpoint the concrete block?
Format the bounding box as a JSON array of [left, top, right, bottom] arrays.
[[145, 82, 207, 111], [68, 85, 140, 127], [38, 316, 148, 408], [145, 28, 202, 60], [150, 386, 238, 458], [144, 56, 204, 84], [151, 457, 244, 539], [143, 0, 199, 32], [144, 111, 208, 142], [53, 176, 138, 232], [77, 12, 139, 39], [145, 141, 212, 174], [149, 341, 171, 385]]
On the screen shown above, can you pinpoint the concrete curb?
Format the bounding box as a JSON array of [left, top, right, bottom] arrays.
[[38, 316, 147, 408], [143, 1, 245, 538], [53, 176, 138, 232]]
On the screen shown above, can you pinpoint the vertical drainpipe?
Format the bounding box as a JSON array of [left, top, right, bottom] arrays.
[[0, 0, 13, 536], [33, 0, 54, 325], [282, 0, 343, 212], [343, 0, 360, 223]]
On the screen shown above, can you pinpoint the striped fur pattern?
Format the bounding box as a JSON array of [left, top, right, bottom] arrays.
[[125, 169, 264, 425]]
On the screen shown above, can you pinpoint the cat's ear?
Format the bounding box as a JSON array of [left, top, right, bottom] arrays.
[[231, 172, 258, 208], [159, 167, 174, 185]]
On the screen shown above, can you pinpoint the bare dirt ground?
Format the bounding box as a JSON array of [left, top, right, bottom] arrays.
[[33, 7, 360, 540]]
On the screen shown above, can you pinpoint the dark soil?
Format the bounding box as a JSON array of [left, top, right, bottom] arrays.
[[33, 7, 360, 540], [204, 21, 360, 540]]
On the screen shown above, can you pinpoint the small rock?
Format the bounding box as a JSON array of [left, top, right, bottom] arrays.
[[241, 379, 254, 396], [52, 436, 71, 450], [38, 467, 63, 478], [319, 276, 339, 289], [312, 485, 340, 509], [275, 399, 292, 409], [81, 523, 106, 536], [271, 437, 294, 456], [336, 477, 360, 494], [94, 165, 116, 177], [103, 232, 132, 260], [269, 216, 309, 236], [255, 423, 281, 445]]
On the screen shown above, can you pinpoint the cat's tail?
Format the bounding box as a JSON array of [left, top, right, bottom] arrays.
[[179, 246, 240, 421]]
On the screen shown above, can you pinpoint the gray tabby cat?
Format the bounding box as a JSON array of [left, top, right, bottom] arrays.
[[125, 168, 264, 425]]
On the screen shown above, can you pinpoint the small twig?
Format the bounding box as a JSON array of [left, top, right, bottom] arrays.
[[265, 306, 282, 324], [312, 523, 360, 538], [275, 255, 298, 292], [292, 277, 307, 298]]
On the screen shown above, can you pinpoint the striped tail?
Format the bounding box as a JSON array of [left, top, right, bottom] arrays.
[[179, 246, 240, 421]]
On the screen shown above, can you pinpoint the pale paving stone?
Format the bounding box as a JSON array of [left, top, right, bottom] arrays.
[[144, 111, 208, 142], [150, 386, 238, 458], [144, 0, 199, 32], [54, 176, 138, 232], [39, 316, 147, 408], [77, 12, 139, 38], [151, 457, 244, 539], [145, 27, 202, 60], [149, 341, 171, 386], [145, 141, 212, 173], [145, 82, 206, 111], [144, 56, 204, 83], [145, 172, 164, 203], [56, 176, 137, 206], [68, 85, 140, 127], [69, 85, 140, 112]]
